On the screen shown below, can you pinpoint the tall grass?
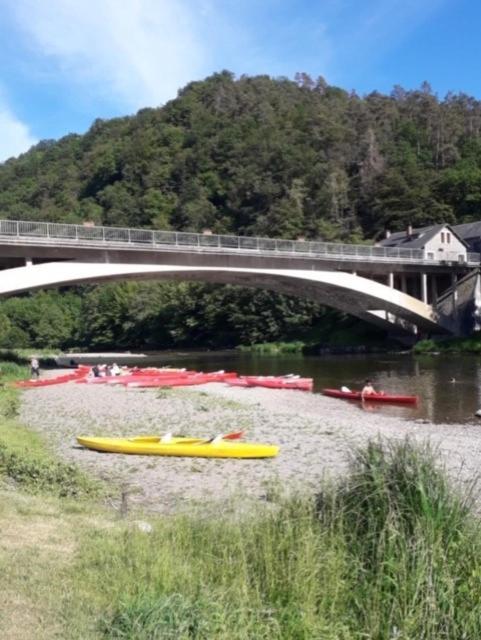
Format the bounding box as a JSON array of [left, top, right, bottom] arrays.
[[68, 439, 481, 639], [0, 361, 102, 499]]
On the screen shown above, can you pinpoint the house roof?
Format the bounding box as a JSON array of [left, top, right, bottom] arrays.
[[452, 221, 481, 240], [377, 224, 466, 250]]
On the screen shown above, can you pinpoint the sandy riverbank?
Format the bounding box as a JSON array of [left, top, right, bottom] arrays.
[[18, 378, 481, 514]]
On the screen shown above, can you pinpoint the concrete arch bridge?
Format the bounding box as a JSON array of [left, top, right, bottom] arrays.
[[0, 219, 479, 337], [0, 261, 457, 337]]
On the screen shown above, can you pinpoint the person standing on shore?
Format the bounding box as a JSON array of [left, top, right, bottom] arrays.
[[30, 357, 40, 379]]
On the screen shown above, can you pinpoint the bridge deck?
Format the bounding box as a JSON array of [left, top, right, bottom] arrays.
[[0, 219, 479, 268]]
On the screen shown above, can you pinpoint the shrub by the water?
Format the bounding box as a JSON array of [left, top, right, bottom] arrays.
[[74, 439, 481, 639], [237, 341, 305, 354], [413, 336, 481, 354]]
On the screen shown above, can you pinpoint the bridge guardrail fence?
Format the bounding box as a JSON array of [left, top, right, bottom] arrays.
[[0, 219, 479, 266]]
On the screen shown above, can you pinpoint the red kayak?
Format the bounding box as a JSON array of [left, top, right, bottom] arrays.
[[15, 367, 89, 388], [246, 376, 313, 391], [226, 375, 313, 391], [127, 371, 238, 388], [226, 378, 251, 387], [322, 388, 418, 405]]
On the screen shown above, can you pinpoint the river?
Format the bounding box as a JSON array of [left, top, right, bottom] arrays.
[[90, 350, 481, 425]]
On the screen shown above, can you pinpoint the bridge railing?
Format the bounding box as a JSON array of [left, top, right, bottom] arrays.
[[0, 219, 479, 265]]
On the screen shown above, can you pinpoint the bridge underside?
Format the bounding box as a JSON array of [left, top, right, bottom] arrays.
[[0, 262, 452, 336]]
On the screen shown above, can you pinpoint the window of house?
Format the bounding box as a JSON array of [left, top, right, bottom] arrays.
[[447, 233, 451, 243], [440, 232, 445, 243]]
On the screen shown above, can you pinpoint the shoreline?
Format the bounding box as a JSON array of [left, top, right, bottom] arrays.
[[18, 378, 481, 513]]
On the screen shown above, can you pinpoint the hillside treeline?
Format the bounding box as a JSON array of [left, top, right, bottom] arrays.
[[1, 72, 481, 349], [0, 285, 327, 350]]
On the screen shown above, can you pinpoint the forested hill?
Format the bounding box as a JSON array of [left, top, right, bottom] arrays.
[[2, 72, 481, 351], [2, 71, 481, 242]]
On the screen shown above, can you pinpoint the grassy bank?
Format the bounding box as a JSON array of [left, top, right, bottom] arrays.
[[68, 440, 480, 640], [0, 364, 101, 498], [238, 320, 401, 355], [2, 432, 481, 637], [413, 335, 481, 354], [237, 341, 305, 355], [1, 370, 481, 638]]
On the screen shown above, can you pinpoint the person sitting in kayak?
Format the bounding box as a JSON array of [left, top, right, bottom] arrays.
[[361, 379, 376, 400]]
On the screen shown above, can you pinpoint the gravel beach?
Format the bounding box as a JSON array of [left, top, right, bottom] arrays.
[[18, 377, 481, 514]]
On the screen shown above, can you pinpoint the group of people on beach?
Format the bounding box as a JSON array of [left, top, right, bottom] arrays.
[[91, 363, 122, 377]]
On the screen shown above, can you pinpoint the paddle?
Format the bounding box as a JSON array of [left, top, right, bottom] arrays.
[[201, 430, 246, 445], [222, 430, 244, 440], [131, 430, 245, 445]]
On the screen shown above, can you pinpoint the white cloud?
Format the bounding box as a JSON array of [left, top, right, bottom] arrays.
[[0, 103, 37, 163], [8, 0, 209, 110]]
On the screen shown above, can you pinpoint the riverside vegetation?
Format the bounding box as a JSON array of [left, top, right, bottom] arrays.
[[414, 335, 481, 354], [1, 366, 481, 638]]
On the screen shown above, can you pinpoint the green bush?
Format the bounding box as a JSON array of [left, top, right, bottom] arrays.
[[413, 335, 481, 354], [412, 338, 438, 353], [237, 341, 305, 354], [0, 443, 101, 498]]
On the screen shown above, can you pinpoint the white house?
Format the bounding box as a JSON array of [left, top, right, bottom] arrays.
[[378, 224, 468, 263]]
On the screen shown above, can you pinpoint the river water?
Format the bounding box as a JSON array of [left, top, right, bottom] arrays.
[[102, 350, 481, 425]]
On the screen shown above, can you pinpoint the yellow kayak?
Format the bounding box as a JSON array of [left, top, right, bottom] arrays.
[[76, 435, 279, 459]]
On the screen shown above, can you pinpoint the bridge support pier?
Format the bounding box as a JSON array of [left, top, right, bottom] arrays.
[[385, 272, 395, 322], [421, 272, 428, 304], [431, 276, 438, 305], [451, 273, 458, 324], [25, 257, 32, 267]]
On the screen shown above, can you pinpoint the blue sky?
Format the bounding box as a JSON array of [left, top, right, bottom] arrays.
[[0, 0, 478, 162]]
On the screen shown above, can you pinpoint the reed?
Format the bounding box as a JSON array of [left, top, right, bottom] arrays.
[[67, 439, 481, 639]]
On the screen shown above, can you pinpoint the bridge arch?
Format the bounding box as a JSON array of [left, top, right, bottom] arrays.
[[0, 262, 449, 335]]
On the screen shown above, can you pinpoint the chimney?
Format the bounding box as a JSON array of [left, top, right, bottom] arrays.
[[385, 229, 391, 239], [407, 224, 413, 237]]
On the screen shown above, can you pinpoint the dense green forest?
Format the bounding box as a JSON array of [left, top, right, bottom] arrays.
[[1, 71, 481, 349]]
